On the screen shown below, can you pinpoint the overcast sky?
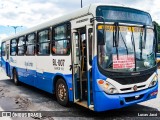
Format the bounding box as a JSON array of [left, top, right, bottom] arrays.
[[0, 0, 160, 40]]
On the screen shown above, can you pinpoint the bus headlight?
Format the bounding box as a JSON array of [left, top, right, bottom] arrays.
[[149, 75, 158, 88], [97, 80, 118, 94]]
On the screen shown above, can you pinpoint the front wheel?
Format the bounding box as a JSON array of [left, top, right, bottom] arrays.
[[13, 69, 20, 86], [56, 78, 69, 106]]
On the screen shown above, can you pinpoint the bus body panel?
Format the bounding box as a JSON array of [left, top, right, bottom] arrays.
[[1, 57, 6, 73], [94, 84, 158, 111], [92, 56, 158, 111], [8, 54, 74, 101], [1, 42, 10, 76]]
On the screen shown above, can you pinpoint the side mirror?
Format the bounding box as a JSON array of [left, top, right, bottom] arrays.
[[91, 17, 106, 45], [97, 30, 105, 45]]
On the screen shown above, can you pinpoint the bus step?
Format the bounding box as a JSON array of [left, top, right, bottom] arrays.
[[76, 101, 94, 111], [84, 90, 93, 104]]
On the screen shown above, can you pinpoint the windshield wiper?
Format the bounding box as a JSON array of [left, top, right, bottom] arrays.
[[113, 22, 119, 59], [139, 30, 143, 60], [119, 31, 129, 55], [131, 27, 137, 71], [143, 25, 147, 49], [139, 25, 147, 60]]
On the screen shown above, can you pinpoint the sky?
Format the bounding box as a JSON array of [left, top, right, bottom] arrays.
[[0, 0, 160, 41]]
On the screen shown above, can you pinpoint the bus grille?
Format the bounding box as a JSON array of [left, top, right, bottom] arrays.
[[113, 73, 152, 85], [125, 94, 144, 102]]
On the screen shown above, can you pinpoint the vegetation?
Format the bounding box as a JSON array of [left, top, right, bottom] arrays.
[[153, 21, 160, 51], [153, 21, 160, 41]]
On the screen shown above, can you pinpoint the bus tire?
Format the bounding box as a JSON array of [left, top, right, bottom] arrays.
[[56, 78, 69, 106], [13, 69, 20, 86]]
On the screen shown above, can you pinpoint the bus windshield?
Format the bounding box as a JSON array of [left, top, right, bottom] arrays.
[[96, 6, 152, 26], [98, 25, 156, 72]]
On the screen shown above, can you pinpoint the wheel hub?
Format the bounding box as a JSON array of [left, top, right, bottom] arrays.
[[58, 84, 66, 101]]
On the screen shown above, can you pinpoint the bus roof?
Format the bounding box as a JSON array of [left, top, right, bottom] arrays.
[[2, 3, 150, 42]]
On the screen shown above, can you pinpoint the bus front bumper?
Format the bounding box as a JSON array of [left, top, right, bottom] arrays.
[[94, 83, 158, 112]]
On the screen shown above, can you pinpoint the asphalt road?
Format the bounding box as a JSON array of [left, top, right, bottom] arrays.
[[0, 68, 159, 120]]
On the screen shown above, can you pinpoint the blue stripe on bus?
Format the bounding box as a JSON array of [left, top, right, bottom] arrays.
[[94, 83, 158, 111], [92, 56, 107, 91], [92, 56, 158, 111], [1, 58, 73, 102], [1, 58, 6, 73], [1, 56, 158, 111], [17, 68, 73, 102]]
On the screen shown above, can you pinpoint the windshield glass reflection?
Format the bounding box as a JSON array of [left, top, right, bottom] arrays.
[[98, 25, 155, 72]]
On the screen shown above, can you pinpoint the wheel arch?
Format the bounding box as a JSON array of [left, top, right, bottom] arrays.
[[53, 74, 68, 94], [52, 73, 73, 102]]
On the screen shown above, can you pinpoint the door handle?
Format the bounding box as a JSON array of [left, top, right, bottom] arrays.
[[69, 65, 72, 71]]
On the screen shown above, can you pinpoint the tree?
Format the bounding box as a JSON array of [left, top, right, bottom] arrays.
[[153, 21, 160, 52], [153, 21, 160, 42]]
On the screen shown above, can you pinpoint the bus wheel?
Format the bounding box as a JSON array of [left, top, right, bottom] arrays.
[[13, 69, 20, 86], [56, 78, 69, 106]]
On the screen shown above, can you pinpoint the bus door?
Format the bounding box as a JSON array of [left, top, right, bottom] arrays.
[[72, 26, 93, 109], [1, 42, 6, 71], [72, 29, 81, 102], [6, 44, 10, 77]]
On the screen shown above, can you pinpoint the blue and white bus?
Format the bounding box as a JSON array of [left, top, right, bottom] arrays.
[[1, 4, 158, 112]]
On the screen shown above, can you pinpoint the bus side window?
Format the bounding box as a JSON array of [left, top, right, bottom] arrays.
[[18, 36, 25, 56], [2, 42, 6, 56], [10, 39, 17, 56], [26, 33, 36, 56], [52, 40, 70, 55], [52, 23, 71, 55], [37, 29, 50, 55]]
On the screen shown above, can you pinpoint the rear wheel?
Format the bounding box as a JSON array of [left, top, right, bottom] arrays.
[[13, 69, 20, 86], [56, 78, 69, 106]]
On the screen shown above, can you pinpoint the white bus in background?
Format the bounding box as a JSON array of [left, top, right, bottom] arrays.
[[1, 4, 158, 112]]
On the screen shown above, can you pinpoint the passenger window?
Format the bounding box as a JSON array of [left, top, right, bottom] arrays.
[[52, 23, 71, 55], [26, 33, 36, 55], [10, 39, 17, 56], [52, 40, 70, 54], [1, 42, 6, 56], [18, 36, 25, 55], [37, 29, 50, 55]]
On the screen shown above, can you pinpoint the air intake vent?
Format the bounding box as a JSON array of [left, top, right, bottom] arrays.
[[125, 94, 144, 102], [113, 73, 152, 85]]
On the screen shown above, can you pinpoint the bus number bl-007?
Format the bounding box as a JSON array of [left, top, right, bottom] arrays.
[[53, 59, 65, 66]]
